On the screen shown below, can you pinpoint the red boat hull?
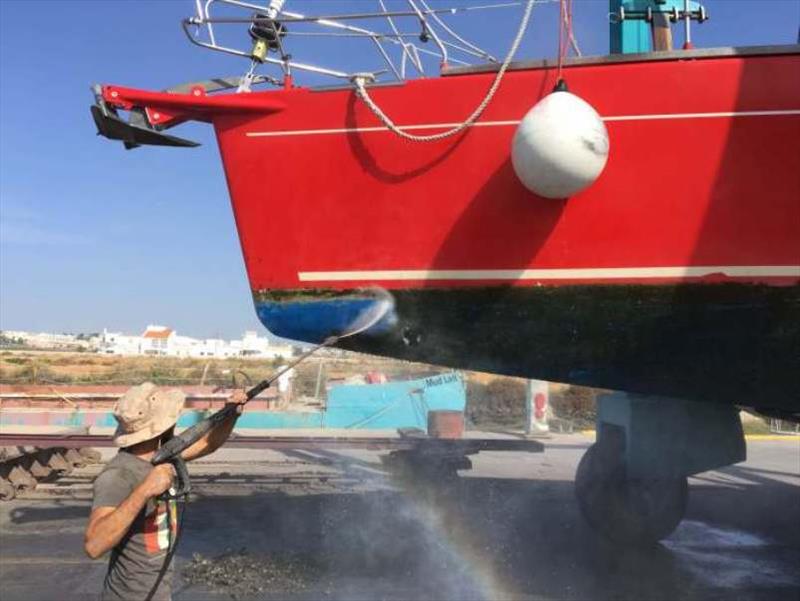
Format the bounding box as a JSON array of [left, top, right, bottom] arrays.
[[102, 47, 800, 410], [213, 48, 799, 291]]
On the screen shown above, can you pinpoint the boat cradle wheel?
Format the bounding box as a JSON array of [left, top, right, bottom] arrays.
[[0, 478, 16, 501], [575, 442, 688, 546]]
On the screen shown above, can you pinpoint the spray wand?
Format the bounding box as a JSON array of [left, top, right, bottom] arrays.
[[151, 287, 395, 496]]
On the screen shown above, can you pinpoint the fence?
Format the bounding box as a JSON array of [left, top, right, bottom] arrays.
[[769, 419, 800, 435]]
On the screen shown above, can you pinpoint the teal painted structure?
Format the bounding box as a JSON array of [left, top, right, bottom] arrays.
[[322, 372, 465, 429], [0, 372, 466, 432], [610, 0, 703, 54], [184, 371, 466, 430], [611, 0, 652, 54]]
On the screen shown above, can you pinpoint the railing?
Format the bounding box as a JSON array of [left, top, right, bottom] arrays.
[[180, 0, 546, 89]]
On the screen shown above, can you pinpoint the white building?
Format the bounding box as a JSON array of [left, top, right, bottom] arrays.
[[191, 338, 238, 359], [140, 325, 175, 356], [1, 330, 90, 350], [239, 331, 293, 359], [101, 330, 142, 355], [96, 326, 293, 360]]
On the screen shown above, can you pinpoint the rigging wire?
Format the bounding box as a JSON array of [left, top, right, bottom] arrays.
[[352, 0, 536, 142], [418, 0, 499, 62]]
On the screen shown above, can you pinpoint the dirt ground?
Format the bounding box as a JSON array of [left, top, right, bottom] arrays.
[[1, 435, 798, 601]]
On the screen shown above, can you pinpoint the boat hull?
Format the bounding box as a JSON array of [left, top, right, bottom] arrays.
[[206, 47, 800, 411], [255, 283, 799, 411]]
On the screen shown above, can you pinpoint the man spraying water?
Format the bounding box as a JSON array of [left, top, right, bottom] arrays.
[[84, 383, 247, 601]]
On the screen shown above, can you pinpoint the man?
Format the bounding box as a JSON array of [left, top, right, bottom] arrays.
[[84, 382, 246, 600]]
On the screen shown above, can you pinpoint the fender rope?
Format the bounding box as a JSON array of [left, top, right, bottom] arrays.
[[351, 0, 536, 142]]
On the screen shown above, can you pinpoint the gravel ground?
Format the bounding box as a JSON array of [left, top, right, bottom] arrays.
[[183, 550, 325, 598]]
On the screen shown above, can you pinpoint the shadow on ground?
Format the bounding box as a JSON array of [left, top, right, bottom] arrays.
[[1, 446, 798, 601], [169, 469, 799, 601], [8, 502, 89, 524]]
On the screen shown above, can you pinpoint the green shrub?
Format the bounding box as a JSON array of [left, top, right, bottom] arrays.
[[549, 386, 599, 428], [466, 378, 527, 427]]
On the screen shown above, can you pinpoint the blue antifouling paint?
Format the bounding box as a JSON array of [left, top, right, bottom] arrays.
[[255, 298, 394, 343]]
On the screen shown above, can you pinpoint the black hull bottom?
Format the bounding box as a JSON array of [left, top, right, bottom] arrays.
[[327, 283, 800, 412]]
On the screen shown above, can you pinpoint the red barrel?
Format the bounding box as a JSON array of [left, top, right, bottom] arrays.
[[427, 410, 465, 439]]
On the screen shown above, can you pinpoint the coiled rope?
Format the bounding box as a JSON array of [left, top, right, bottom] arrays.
[[351, 0, 536, 142]]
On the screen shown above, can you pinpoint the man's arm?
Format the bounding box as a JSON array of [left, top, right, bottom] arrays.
[[84, 464, 174, 559], [181, 390, 247, 462]]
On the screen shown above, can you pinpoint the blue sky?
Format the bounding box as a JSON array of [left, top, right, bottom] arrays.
[[1, 0, 798, 338]]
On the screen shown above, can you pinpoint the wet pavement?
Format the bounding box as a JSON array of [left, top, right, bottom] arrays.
[[0, 434, 798, 601]]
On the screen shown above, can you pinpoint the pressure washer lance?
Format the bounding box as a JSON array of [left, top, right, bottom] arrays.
[[143, 290, 394, 600], [152, 288, 394, 488], [142, 333, 340, 601], [151, 333, 340, 497]]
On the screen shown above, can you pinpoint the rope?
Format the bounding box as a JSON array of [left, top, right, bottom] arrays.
[[557, 0, 565, 82], [351, 0, 536, 142], [556, 0, 579, 83], [566, 0, 581, 56]]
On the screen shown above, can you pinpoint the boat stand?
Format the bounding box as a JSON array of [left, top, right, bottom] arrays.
[[575, 391, 745, 546]]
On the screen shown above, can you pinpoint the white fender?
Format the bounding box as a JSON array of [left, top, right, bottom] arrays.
[[512, 91, 609, 199]]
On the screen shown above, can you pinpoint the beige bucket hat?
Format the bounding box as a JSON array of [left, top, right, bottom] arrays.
[[113, 382, 186, 447]]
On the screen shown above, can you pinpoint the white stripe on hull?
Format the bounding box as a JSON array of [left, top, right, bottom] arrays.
[[247, 109, 800, 138], [297, 266, 800, 282]]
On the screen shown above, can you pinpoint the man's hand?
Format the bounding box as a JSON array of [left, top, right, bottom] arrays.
[[141, 464, 175, 498], [227, 389, 248, 414], [182, 390, 247, 462]]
